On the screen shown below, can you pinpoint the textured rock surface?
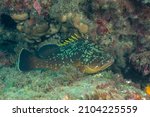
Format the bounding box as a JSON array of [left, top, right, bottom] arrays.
[[0, 0, 150, 99]]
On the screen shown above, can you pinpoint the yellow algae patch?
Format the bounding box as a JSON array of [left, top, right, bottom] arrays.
[[11, 12, 29, 21], [145, 84, 150, 96], [60, 12, 89, 33], [75, 23, 89, 34], [16, 23, 24, 32], [72, 14, 89, 33]]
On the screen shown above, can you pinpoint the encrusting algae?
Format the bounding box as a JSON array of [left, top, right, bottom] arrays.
[[145, 84, 150, 96]]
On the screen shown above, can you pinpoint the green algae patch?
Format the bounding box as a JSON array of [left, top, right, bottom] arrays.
[[0, 67, 148, 100]]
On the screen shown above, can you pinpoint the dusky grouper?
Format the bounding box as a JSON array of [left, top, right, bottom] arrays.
[[18, 35, 114, 74]]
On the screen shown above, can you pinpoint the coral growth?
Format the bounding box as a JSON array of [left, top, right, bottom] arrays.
[[130, 51, 150, 76]]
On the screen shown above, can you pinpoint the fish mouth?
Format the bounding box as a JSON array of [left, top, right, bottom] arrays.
[[77, 59, 114, 74]]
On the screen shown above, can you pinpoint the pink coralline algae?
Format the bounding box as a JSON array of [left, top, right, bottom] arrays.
[[130, 51, 150, 76], [33, 0, 42, 15], [96, 19, 109, 35], [0, 51, 12, 67]]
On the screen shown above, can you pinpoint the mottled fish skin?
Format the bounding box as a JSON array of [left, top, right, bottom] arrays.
[[18, 39, 114, 74]]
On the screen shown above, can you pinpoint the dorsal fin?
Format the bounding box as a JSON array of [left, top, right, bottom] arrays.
[[57, 33, 81, 46]]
